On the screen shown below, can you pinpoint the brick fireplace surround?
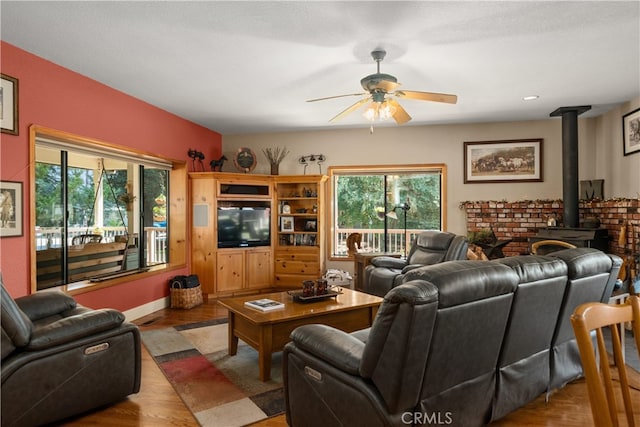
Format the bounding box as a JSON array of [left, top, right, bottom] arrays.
[[462, 198, 640, 258]]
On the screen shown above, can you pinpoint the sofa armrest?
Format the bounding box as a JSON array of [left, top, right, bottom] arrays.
[[400, 263, 424, 274], [27, 309, 125, 350], [369, 256, 407, 270], [16, 292, 77, 321], [290, 324, 365, 375]]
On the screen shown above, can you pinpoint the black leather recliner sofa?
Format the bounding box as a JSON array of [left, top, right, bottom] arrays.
[[283, 248, 621, 427], [363, 230, 469, 296], [1, 277, 141, 426]]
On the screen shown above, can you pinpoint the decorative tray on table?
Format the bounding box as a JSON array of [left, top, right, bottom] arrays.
[[287, 289, 342, 303]]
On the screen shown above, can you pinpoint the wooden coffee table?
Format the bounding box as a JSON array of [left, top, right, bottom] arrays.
[[217, 288, 383, 381]]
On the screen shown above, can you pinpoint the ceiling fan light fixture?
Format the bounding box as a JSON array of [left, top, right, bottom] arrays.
[[363, 100, 396, 122], [363, 102, 378, 121], [379, 100, 396, 120]]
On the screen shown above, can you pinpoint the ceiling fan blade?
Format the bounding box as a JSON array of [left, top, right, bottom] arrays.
[[394, 90, 458, 104], [388, 99, 411, 125], [307, 93, 366, 102], [329, 97, 371, 122]]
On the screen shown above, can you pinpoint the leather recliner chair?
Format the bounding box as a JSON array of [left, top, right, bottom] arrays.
[[546, 248, 622, 391], [489, 254, 569, 421], [487, 248, 621, 420], [1, 277, 141, 426], [363, 230, 468, 296], [284, 261, 520, 427]]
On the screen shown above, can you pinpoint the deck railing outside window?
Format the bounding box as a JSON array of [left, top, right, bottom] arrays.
[[334, 228, 423, 257], [35, 226, 167, 265]]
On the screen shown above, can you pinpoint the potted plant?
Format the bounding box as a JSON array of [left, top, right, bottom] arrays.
[[117, 193, 137, 210], [468, 228, 496, 246]]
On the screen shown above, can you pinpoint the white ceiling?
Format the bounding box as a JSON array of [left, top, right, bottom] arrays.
[[1, 1, 639, 135]]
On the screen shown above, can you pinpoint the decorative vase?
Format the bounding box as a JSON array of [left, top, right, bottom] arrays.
[[270, 163, 279, 175]]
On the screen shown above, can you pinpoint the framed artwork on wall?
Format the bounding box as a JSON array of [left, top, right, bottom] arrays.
[[463, 138, 544, 183], [1, 73, 19, 135], [622, 107, 640, 156], [0, 181, 23, 238]]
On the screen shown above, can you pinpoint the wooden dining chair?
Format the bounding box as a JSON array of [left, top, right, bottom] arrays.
[[570, 295, 640, 427], [531, 239, 576, 255]]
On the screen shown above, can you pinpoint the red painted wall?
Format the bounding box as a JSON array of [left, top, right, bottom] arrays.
[[0, 42, 222, 310]]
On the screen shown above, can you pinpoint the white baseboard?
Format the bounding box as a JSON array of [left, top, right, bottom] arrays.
[[123, 296, 170, 321]]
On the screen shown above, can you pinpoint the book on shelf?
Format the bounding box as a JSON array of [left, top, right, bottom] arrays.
[[244, 298, 285, 312]]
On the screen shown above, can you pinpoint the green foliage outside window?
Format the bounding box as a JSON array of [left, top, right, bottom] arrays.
[[331, 166, 444, 257], [335, 173, 442, 230]]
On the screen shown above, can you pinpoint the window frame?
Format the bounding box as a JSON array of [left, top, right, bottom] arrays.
[[29, 125, 188, 295], [327, 164, 447, 261]]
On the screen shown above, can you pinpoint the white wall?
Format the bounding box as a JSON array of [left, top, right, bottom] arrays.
[[223, 99, 640, 270], [594, 98, 640, 198]]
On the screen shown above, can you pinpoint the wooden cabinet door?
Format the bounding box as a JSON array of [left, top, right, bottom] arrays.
[[216, 250, 244, 293], [246, 249, 272, 289]]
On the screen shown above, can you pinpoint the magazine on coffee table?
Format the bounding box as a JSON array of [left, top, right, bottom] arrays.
[[244, 298, 285, 312]]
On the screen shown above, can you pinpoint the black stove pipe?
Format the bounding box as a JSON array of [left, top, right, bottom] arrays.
[[550, 106, 591, 228]]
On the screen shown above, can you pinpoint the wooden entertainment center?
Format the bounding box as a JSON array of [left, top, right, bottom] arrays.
[[189, 172, 327, 297]]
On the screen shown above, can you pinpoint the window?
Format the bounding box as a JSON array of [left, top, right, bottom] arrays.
[[31, 126, 186, 292], [329, 164, 447, 259]]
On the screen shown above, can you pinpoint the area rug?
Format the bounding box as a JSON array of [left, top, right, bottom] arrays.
[[141, 319, 284, 426]]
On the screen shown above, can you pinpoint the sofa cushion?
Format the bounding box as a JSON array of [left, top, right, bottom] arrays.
[[549, 247, 612, 279], [407, 231, 455, 265], [401, 260, 519, 308], [497, 255, 568, 282], [414, 230, 455, 251]]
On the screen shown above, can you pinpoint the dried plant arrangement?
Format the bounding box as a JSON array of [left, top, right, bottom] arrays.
[[262, 147, 290, 174]]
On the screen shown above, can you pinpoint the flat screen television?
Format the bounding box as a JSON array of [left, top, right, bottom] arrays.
[[217, 206, 271, 248]]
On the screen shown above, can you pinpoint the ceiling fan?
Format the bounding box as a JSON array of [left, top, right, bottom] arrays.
[[307, 49, 457, 125]]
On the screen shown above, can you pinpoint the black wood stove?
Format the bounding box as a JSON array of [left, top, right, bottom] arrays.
[[530, 106, 609, 253]]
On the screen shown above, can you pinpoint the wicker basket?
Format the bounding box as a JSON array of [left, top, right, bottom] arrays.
[[170, 282, 203, 309]]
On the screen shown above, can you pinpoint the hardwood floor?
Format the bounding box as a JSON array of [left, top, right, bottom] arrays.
[[61, 298, 639, 426]]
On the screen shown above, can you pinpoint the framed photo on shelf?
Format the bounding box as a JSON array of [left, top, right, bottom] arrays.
[[1, 74, 19, 135], [622, 107, 640, 156], [464, 138, 543, 183], [0, 181, 23, 238], [304, 220, 317, 231], [280, 216, 294, 232]]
